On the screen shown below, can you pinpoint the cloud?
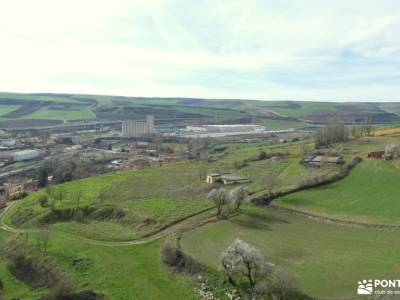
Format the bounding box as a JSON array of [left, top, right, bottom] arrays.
[[0, 0, 399, 101]]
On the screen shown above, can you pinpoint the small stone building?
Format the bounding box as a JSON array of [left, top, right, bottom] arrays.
[[206, 173, 250, 185]]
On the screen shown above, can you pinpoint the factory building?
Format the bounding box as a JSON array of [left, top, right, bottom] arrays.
[[122, 115, 154, 137], [12, 149, 40, 161]]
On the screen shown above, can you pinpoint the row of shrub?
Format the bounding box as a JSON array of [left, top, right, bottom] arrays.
[[11, 205, 126, 227], [252, 157, 362, 205], [234, 151, 287, 169], [40, 205, 126, 224], [0, 235, 73, 291], [0, 235, 105, 300]]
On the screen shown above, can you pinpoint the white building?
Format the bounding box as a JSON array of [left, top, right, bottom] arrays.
[[12, 150, 40, 161], [0, 139, 16, 147]]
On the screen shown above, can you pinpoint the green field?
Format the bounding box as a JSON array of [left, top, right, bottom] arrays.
[[10, 141, 315, 241], [0, 227, 198, 299], [0, 105, 20, 117], [277, 159, 400, 225], [181, 205, 400, 299], [23, 106, 93, 121], [3, 133, 400, 299], [11, 163, 213, 241], [1, 92, 398, 130]]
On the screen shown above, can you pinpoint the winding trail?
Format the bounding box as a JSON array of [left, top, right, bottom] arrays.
[[0, 200, 214, 247]]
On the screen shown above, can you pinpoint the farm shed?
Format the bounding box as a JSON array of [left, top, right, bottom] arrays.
[[206, 173, 250, 185], [206, 173, 221, 184]]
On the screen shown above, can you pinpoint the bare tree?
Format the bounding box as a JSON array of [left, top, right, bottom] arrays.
[[198, 164, 208, 180], [74, 189, 83, 209], [37, 230, 52, 254], [314, 123, 348, 149], [264, 168, 283, 198], [229, 186, 248, 212], [208, 188, 229, 217], [221, 239, 272, 287], [271, 267, 298, 300]]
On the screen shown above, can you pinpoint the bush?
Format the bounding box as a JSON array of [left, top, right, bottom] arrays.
[[233, 160, 247, 169], [53, 290, 106, 300], [257, 151, 268, 160], [38, 195, 48, 208], [1, 236, 74, 291], [161, 240, 201, 275]]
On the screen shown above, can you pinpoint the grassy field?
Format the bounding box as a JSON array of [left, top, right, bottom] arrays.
[[23, 106, 93, 121], [1, 92, 398, 130], [0, 225, 46, 299], [181, 205, 400, 299], [0, 230, 198, 300], [277, 159, 400, 225], [10, 140, 315, 241], [0, 104, 20, 117], [11, 162, 213, 241]]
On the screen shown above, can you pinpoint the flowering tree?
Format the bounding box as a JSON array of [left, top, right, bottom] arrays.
[[220, 239, 272, 287], [208, 188, 229, 217], [229, 186, 248, 212]]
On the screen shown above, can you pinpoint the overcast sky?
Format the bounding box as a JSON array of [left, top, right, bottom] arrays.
[[0, 0, 400, 101]]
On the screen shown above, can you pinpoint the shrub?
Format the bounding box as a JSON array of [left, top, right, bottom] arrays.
[[233, 160, 247, 169], [1, 236, 74, 291], [161, 240, 201, 275], [257, 151, 268, 160], [38, 195, 48, 208]]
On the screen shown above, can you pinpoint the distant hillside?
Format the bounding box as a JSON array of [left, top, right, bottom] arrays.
[[0, 92, 399, 129]]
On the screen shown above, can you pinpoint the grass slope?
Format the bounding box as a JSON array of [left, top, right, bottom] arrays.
[[12, 141, 313, 241], [181, 205, 400, 298], [277, 160, 400, 224], [0, 229, 197, 299]]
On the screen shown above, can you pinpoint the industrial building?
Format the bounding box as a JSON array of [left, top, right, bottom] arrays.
[[122, 115, 154, 137], [12, 149, 40, 161], [181, 124, 266, 137]]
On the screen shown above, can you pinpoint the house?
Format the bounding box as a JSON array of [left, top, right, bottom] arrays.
[[206, 173, 250, 185], [367, 150, 385, 159]]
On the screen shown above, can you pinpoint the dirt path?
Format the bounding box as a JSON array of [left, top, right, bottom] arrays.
[[269, 203, 400, 231], [0, 201, 215, 247]]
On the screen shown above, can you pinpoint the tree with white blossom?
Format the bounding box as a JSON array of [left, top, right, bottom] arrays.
[[220, 239, 272, 288]]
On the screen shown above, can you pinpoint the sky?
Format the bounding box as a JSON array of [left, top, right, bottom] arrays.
[[0, 0, 400, 102]]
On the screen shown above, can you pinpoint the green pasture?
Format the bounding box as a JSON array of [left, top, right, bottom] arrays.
[[181, 205, 400, 299], [277, 159, 400, 225]]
